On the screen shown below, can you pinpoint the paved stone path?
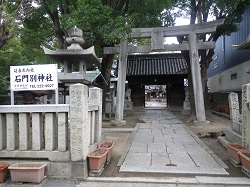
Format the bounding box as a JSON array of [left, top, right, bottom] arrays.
[[119, 109, 229, 175]]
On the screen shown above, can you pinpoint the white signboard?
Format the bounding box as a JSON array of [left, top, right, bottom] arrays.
[[10, 64, 58, 91]]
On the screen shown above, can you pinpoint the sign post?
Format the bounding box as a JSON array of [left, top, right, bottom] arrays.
[[10, 64, 58, 105]]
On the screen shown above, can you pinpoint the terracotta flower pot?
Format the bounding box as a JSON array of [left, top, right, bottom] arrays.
[[99, 141, 114, 162], [226, 143, 248, 163], [87, 148, 108, 170], [238, 151, 250, 171], [0, 162, 8, 182], [8, 163, 46, 183]]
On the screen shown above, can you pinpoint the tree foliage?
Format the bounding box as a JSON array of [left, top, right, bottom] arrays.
[[20, 0, 175, 105], [0, 0, 34, 48], [0, 37, 30, 94]]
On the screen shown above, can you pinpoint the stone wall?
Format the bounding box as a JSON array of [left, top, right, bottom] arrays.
[[0, 84, 102, 179]]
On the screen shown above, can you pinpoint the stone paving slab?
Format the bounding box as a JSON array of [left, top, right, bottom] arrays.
[[152, 153, 171, 166], [132, 136, 154, 143], [167, 144, 186, 153], [168, 153, 196, 167], [123, 153, 151, 166], [184, 144, 208, 154], [119, 165, 229, 175], [154, 136, 173, 143], [148, 143, 167, 153], [129, 143, 147, 153], [161, 129, 175, 135], [152, 129, 163, 135], [189, 153, 222, 168]]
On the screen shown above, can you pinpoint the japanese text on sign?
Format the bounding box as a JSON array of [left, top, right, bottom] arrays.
[[10, 64, 58, 91]]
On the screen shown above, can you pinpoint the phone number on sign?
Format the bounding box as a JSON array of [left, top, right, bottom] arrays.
[[37, 84, 55, 89]]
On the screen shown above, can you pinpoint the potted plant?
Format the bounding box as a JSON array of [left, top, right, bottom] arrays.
[[0, 162, 8, 182], [87, 148, 108, 170], [8, 163, 46, 183], [99, 141, 114, 163], [238, 151, 250, 171], [226, 143, 248, 164]]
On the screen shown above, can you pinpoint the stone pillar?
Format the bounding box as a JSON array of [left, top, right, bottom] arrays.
[[69, 83, 89, 179], [112, 37, 128, 126], [0, 114, 6, 150], [45, 113, 56, 150], [58, 112, 68, 151], [89, 87, 102, 145], [19, 113, 31, 150], [242, 84, 250, 147], [228, 93, 241, 133], [6, 114, 18, 150], [69, 83, 89, 161], [32, 113, 43, 150], [188, 33, 208, 125]]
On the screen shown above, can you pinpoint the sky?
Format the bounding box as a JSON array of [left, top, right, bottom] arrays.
[[165, 17, 190, 44]]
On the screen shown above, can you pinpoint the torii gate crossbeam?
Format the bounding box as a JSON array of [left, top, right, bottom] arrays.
[[105, 19, 224, 126]]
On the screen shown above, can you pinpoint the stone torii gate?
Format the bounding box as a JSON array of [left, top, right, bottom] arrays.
[[104, 19, 224, 126]]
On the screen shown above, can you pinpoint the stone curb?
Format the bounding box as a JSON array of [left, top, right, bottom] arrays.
[[85, 176, 250, 186]]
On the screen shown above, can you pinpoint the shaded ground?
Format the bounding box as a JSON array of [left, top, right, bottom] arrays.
[[100, 108, 245, 178]]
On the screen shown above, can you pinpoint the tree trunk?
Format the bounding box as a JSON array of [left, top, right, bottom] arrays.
[[200, 48, 215, 113], [100, 54, 115, 116], [49, 10, 66, 49]]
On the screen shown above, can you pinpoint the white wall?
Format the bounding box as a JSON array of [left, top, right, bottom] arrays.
[[208, 60, 250, 93]]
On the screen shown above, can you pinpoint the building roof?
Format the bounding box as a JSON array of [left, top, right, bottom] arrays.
[[126, 53, 187, 76], [232, 34, 250, 50], [57, 70, 107, 86], [87, 70, 108, 85]]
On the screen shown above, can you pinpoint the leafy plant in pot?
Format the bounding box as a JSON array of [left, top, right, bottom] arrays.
[[87, 148, 108, 170], [99, 141, 114, 163]]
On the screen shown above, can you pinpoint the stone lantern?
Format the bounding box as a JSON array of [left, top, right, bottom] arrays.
[[43, 26, 102, 85]]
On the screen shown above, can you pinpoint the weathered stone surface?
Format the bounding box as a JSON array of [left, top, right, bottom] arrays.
[[45, 113, 56, 151], [70, 84, 89, 161], [152, 153, 170, 166], [148, 143, 166, 153], [123, 153, 151, 166], [19, 113, 31, 150], [0, 114, 6, 150], [6, 114, 18, 150], [58, 112, 68, 151], [129, 143, 147, 153]]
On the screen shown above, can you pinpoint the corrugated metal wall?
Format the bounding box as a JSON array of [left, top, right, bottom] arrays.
[[207, 6, 250, 77]]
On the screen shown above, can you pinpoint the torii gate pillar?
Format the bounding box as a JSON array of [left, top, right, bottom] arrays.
[[188, 33, 209, 124], [111, 37, 128, 126]]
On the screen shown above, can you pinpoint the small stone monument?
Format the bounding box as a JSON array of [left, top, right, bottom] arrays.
[[182, 87, 191, 115], [105, 92, 112, 118], [124, 88, 133, 114], [241, 84, 250, 147], [228, 93, 241, 134]]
